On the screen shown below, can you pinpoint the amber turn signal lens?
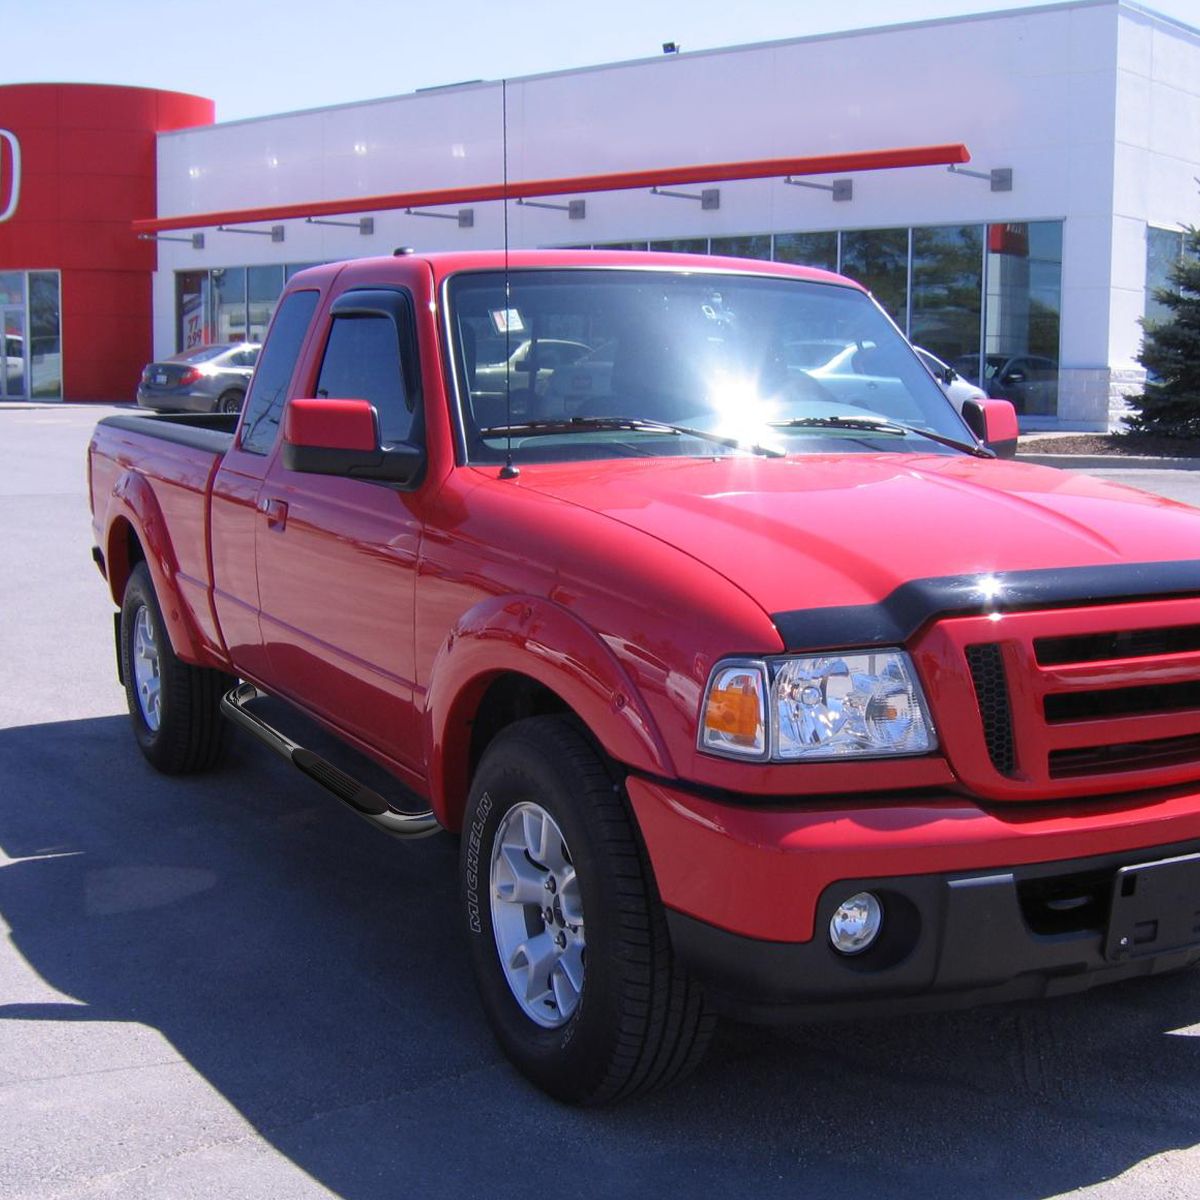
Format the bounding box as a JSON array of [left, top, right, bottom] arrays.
[[704, 676, 762, 739]]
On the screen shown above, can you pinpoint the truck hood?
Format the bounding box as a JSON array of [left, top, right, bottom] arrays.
[[509, 452, 1200, 619]]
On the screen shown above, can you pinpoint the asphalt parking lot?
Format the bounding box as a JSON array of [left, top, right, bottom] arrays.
[[4, 403, 1200, 1200]]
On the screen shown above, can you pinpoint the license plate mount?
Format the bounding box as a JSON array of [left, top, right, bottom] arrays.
[[1105, 852, 1200, 962]]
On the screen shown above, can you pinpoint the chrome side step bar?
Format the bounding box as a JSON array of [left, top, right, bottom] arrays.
[[220, 682, 440, 839]]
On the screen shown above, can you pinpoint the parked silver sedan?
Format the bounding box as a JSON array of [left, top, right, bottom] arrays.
[[136, 343, 260, 413]]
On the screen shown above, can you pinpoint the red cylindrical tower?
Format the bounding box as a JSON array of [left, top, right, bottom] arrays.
[[0, 83, 214, 401]]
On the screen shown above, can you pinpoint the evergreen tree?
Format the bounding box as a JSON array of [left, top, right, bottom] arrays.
[[1128, 225, 1200, 437]]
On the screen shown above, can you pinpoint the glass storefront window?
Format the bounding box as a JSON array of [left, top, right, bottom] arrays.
[[839, 228, 909, 326], [28, 271, 61, 399], [176, 265, 309, 350], [649, 238, 709, 254], [1, 272, 24, 401], [711, 234, 771, 260], [772, 232, 837, 272], [176, 270, 209, 350], [910, 225, 983, 366], [211, 266, 247, 343], [982, 221, 1062, 416], [1145, 226, 1193, 326], [247, 265, 285, 343]]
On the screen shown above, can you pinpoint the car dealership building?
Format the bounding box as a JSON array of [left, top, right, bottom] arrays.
[[0, 0, 1197, 429]]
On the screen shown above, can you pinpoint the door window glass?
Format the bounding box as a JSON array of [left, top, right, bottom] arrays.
[[316, 314, 414, 443], [240, 290, 319, 455]]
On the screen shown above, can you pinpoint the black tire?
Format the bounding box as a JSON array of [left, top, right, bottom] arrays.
[[217, 390, 243, 414], [119, 561, 231, 774], [461, 716, 713, 1104]]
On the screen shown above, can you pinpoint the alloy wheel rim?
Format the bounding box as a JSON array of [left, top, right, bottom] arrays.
[[132, 605, 162, 732], [490, 801, 585, 1028]]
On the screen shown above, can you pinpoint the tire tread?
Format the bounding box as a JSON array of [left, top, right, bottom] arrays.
[[466, 716, 713, 1105]]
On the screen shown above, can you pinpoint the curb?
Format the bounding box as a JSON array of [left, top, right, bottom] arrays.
[[1017, 453, 1200, 471]]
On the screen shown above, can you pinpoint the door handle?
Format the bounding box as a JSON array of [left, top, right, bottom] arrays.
[[259, 497, 289, 531]]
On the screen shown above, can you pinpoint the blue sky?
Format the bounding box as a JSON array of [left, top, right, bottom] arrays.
[[6, 0, 1198, 122]]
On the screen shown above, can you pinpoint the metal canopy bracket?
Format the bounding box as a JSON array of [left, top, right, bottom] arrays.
[[783, 176, 853, 201], [217, 223, 285, 241], [650, 185, 720, 210], [515, 197, 587, 219], [405, 207, 474, 228], [138, 232, 205, 248], [305, 215, 375, 235], [947, 164, 1013, 192]]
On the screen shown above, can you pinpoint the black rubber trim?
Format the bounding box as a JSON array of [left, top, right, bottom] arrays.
[[99, 412, 236, 456], [667, 834, 1200, 1024], [772, 560, 1200, 650]]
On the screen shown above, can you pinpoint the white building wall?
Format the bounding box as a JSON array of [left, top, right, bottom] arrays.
[[1109, 4, 1200, 421], [150, 0, 1200, 430]]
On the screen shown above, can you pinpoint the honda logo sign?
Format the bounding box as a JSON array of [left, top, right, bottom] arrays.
[[0, 129, 21, 223]]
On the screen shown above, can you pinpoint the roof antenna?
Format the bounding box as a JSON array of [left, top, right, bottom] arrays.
[[498, 76, 520, 481]]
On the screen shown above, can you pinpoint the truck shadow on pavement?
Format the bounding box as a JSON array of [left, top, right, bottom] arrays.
[[3, 714, 1200, 1199]]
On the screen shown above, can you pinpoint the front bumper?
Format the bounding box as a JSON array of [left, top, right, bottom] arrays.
[[626, 775, 1200, 1021]]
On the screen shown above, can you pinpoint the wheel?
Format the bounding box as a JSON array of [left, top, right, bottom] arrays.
[[461, 716, 713, 1104], [217, 390, 243, 414], [119, 561, 231, 774]]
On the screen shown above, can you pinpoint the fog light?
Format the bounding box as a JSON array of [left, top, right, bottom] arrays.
[[829, 891, 883, 955]]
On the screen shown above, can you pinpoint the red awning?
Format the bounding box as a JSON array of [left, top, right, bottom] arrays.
[[132, 143, 970, 234]]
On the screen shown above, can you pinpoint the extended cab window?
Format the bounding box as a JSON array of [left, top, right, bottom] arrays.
[[316, 308, 416, 445], [240, 290, 319, 455]]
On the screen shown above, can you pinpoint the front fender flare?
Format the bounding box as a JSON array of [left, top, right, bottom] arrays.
[[424, 594, 674, 829]]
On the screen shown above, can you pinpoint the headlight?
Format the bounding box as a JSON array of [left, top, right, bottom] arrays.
[[698, 650, 935, 762]]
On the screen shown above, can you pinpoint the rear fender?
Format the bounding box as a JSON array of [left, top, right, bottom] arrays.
[[103, 470, 211, 666], [424, 595, 674, 829]]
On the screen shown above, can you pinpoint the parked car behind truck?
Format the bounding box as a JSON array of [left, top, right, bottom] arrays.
[[90, 249, 1200, 1104], [136, 342, 260, 413]]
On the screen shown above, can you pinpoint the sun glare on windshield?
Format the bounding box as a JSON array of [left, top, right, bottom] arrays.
[[448, 268, 969, 465]]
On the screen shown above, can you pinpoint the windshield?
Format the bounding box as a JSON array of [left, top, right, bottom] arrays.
[[448, 268, 973, 465]]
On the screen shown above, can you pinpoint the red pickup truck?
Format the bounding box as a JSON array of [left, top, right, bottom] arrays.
[[89, 250, 1200, 1104]]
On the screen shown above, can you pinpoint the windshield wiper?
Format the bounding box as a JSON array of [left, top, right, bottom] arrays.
[[768, 415, 993, 458], [479, 416, 785, 457]]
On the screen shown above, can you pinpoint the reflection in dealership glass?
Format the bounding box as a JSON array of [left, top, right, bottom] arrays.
[[451, 270, 976, 464], [136, 342, 261, 414], [914, 346, 988, 414], [953, 352, 1058, 415], [3, 332, 23, 393]]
